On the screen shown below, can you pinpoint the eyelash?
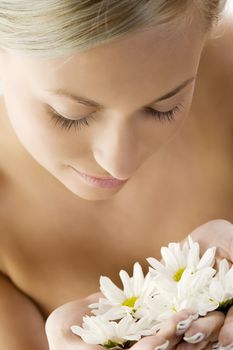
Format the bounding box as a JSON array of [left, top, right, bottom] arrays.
[[47, 104, 183, 132]]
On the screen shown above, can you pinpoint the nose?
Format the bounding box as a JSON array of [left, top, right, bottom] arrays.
[[92, 120, 145, 180]]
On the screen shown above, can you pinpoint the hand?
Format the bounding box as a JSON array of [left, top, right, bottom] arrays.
[[189, 219, 233, 264], [138, 220, 231, 350], [45, 219, 233, 350], [45, 293, 223, 350], [130, 309, 224, 350], [45, 292, 104, 350], [178, 219, 233, 350], [45, 294, 213, 350]]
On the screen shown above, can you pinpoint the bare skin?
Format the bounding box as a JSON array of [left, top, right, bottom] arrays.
[[0, 10, 232, 350], [45, 221, 233, 350]]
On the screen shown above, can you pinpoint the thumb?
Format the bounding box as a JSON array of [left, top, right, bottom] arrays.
[[45, 293, 103, 350], [189, 219, 233, 262]]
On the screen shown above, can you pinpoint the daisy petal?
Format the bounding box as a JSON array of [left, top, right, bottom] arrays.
[[100, 276, 125, 303]]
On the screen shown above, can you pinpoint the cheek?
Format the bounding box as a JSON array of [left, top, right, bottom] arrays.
[[159, 92, 194, 143], [2, 89, 89, 169], [139, 108, 190, 152]]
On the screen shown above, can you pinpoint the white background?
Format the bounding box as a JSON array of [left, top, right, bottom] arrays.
[[225, 0, 233, 13]]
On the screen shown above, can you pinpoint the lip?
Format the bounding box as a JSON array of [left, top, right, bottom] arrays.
[[69, 166, 129, 189]]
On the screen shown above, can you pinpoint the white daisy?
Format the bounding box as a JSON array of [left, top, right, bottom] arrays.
[[209, 259, 233, 311], [89, 262, 156, 320], [69, 236, 233, 350], [71, 314, 160, 348], [145, 267, 217, 320], [147, 236, 216, 285], [175, 267, 218, 316]]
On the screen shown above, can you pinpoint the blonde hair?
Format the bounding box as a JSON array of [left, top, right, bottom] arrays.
[[0, 0, 227, 60]]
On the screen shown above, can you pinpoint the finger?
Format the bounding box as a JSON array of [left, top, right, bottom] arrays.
[[183, 311, 225, 344], [204, 342, 214, 350], [131, 309, 198, 350], [45, 297, 103, 350], [176, 340, 210, 350], [85, 291, 104, 305], [189, 220, 233, 261], [218, 305, 233, 348]]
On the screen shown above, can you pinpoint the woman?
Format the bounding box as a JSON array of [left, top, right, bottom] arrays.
[[0, 1, 232, 349]]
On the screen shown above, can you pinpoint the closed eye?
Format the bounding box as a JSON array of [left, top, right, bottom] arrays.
[[47, 103, 183, 131]]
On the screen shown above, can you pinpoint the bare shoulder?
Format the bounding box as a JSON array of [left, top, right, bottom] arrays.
[[195, 13, 233, 127], [0, 95, 20, 171], [204, 13, 233, 74], [0, 217, 10, 276], [0, 97, 14, 276], [199, 12, 233, 81], [0, 96, 11, 179]]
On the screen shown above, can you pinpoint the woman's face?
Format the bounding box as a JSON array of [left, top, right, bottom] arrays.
[[0, 20, 205, 201]]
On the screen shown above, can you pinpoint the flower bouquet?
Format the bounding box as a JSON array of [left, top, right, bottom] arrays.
[[71, 236, 233, 349]]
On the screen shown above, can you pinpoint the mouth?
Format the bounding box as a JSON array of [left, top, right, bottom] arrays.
[[69, 166, 129, 189]]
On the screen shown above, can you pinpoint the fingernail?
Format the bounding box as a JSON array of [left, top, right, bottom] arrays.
[[219, 343, 233, 350], [176, 313, 199, 335], [154, 340, 170, 350], [212, 342, 220, 350], [183, 332, 205, 344]]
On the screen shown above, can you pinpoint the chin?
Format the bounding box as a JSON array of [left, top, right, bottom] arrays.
[[62, 181, 123, 201]]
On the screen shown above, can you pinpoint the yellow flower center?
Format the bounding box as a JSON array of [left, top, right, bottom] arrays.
[[104, 339, 135, 349], [104, 339, 124, 348], [172, 306, 177, 312], [218, 298, 233, 312], [173, 267, 185, 282], [122, 296, 138, 308]]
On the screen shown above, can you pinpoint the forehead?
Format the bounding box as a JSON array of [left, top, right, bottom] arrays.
[[7, 21, 204, 109]]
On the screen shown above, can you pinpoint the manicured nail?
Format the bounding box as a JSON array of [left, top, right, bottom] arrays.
[[212, 342, 220, 350], [176, 313, 199, 335], [220, 343, 233, 350], [183, 332, 205, 344], [154, 340, 170, 350]]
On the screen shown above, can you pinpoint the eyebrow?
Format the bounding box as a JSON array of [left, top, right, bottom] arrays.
[[46, 76, 196, 108]]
